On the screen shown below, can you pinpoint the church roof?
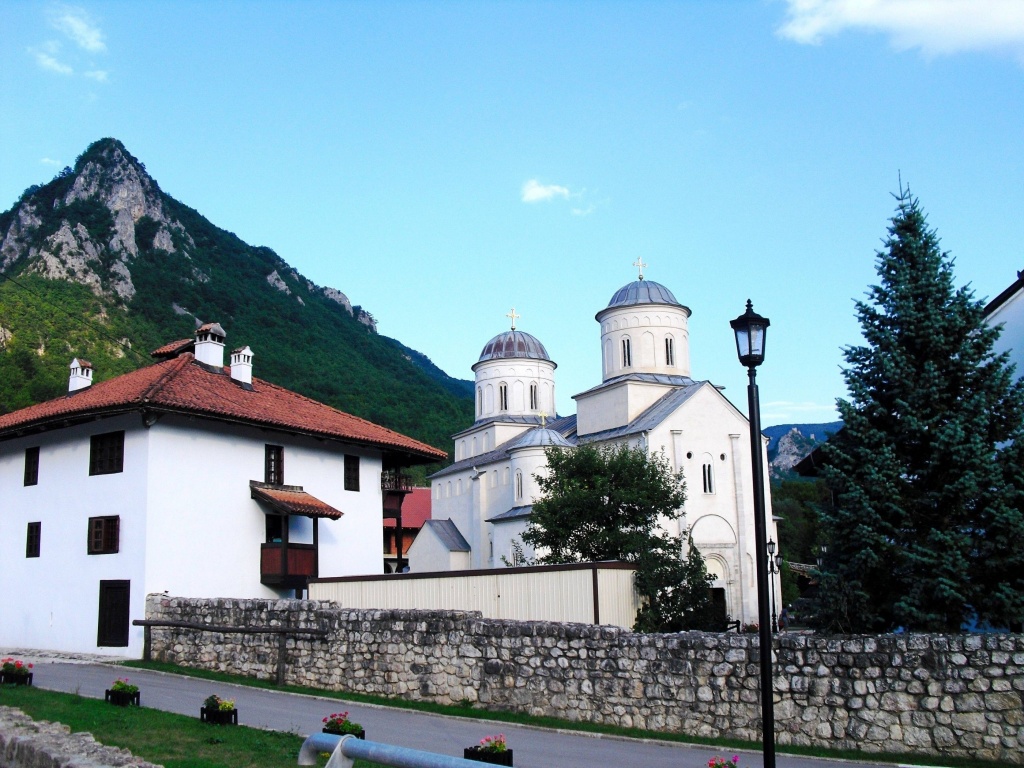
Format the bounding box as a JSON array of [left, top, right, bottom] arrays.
[[429, 422, 577, 480], [572, 372, 698, 400], [576, 381, 709, 444], [0, 350, 446, 464], [487, 505, 534, 523], [605, 279, 685, 310], [422, 519, 471, 552], [475, 329, 553, 365]]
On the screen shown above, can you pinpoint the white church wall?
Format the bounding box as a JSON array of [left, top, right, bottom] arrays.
[[407, 525, 469, 572], [597, 303, 691, 379], [473, 360, 557, 420], [644, 385, 777, 624], [576, 380, 681, 437]]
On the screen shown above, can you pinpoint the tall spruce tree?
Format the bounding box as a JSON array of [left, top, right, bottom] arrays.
[[817, 187, 1024, 633]]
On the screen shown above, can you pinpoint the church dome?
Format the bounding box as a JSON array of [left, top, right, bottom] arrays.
[[606, 279, 682, 309], [477, 330, 552, 364]]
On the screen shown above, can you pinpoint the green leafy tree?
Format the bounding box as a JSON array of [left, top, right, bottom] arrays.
[[817, 188, 1024, 633], [522, 444, 718, 632]]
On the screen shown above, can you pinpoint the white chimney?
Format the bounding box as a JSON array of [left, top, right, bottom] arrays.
[[230, 345, 254, 386], [69, 358, 93, 392], [194, 322, 226, 368]]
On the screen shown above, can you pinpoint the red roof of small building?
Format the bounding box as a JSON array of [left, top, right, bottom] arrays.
[[250, 482, 343, 519], [383, 487, 432, 529], [0, 351, 446, 463]]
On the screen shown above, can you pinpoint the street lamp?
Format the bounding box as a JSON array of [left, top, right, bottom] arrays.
[[730, 299, 776, 768], [767, 539, 783, 633]]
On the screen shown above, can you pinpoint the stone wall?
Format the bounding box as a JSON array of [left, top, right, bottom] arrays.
[[144, 595, 1024, 764], [0, 707, 160, 768]]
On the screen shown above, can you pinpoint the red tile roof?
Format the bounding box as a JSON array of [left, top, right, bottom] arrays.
[[0, 352, 446, 463], [383, 487, 432, 529], [151, 339, 193, 358], [250, 482, 343, 519]]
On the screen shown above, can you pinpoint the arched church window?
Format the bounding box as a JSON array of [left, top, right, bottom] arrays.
[[446, 481, 452, 498], [456, 479, 462, 495], [491, 470, 498, 488], [476, 386, 482, 415], [665, 336, 675, 366], [621, 337, 632, 368], [472, 437, 477, 455], [515, 471, 524, 501], [502, 467, 510, 485], [499, 383, 509, 411], [530, 383, 538, 410]]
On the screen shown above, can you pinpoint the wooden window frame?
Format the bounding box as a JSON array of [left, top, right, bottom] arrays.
[[344, 454, 360, 492], [89, 431, 125, 476], [26, 522, 41, 558], [265, 444, 284, 485], [24, 446, 39, 486], [88, 515, 120, 555]]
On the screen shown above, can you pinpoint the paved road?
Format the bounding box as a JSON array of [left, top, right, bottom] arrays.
[[6, 651, 911, 768]]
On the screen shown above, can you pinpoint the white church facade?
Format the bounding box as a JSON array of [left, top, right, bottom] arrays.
[[416, 272, 778, 625]]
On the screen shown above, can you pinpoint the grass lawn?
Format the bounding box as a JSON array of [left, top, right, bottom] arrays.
[[0, 684, 374, 768]]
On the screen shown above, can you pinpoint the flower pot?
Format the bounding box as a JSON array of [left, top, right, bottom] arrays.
[[200, 707, 238, 725], [105, 689, 140, 706], [323, 728, 365, 740], [464, 748, 513, 766], [1, 672, 33, 686]]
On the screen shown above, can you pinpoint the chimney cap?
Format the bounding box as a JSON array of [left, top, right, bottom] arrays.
[[196, 322, 226, 338], [71, 357, 93, 369]]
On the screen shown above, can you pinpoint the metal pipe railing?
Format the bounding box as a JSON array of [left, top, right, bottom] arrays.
[[299, 734, 489, 768]]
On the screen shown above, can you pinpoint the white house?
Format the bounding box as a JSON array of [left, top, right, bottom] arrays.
[[986, 268, 1024, 380], [0, 323, 445, 657], [420, 272, 778, 625]]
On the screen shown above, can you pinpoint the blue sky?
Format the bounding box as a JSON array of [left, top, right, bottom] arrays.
[[2, 1, 1022, 427]]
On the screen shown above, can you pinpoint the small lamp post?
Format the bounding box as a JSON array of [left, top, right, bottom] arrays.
[[730, 299, 776, 768], [767, 539, 783, 633]]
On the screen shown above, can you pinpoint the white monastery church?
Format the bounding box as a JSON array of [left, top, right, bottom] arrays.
[[415, 267, 778, 625]]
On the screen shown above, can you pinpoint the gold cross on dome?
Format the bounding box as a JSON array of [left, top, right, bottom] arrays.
[[506, 307, 520, 330], [633, 257, 647, 280], [539, 411, 547, 427]]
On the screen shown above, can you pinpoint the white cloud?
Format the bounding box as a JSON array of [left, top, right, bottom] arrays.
[[40, 157, 61, 166], [50, 5, 106, 53], [571, 205, 596, 217], [521, 179, 571, 203], [84, 69, 108, 82], [32, 47, 73, 74], [777, 0, 1024, 57]]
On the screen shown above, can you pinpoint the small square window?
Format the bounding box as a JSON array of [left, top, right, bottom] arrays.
[[265, 445, 284, 485], [24, 447, 39, 486], [344, 455, 360, 492], [88, 516, 120, 555], [90, 432, 124, 476], [26, 522, 41, 558]]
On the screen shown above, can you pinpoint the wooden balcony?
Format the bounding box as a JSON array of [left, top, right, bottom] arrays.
[[260, 543, 316, 588]]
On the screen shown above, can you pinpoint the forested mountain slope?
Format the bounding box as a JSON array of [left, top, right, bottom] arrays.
[[0, 138, 473, 459]]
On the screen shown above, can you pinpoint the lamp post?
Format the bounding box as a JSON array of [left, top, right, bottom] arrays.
[[767, 539, 782, 633], [730, 299, 775, 768]]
